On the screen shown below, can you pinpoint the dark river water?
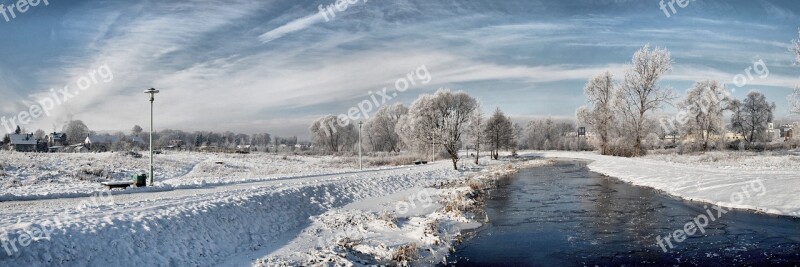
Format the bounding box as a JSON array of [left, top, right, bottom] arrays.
[[447, 160, 800, 266]]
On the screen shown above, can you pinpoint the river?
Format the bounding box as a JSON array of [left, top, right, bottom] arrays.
[[448, 159, 800, 266]]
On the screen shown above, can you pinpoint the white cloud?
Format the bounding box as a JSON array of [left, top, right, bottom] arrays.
[[258, 13, 326, 43]]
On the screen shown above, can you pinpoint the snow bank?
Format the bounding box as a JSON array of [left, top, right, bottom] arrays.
[[257, 160, 556, 266]]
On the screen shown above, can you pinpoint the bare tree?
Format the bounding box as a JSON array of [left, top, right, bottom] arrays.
[[617, 44, 674, 156], [732, 91, 776, 144], [34, 129, 46, 140], [791, 31, 800, 114], [791, 86, 800, 115], [525, 120, 540, 149], [63, 120, 90, 145], [365, 103, 408, 152], [309, 115, 356, 153], [468, 107, 485, 164], [576, 71, 616, 154], [680, 80, 731, 151], [729, 99, 745, 138], [484, 108, 514, 160], [132, 125, 143, 136], [398, 89, 478, 170], [793, 29, 800, 66]]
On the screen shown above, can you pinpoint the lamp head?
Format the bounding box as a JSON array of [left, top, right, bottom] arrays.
[[144, 88, 159, 101]]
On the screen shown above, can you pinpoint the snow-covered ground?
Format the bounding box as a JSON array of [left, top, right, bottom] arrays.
[[0, 151, 389, 201], [0, 160, 455, 265], [526, 150, 800, 217]]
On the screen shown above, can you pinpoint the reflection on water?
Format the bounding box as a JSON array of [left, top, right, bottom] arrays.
[[448, 160, 800, 266]]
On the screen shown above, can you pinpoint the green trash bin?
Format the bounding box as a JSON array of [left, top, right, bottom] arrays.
[[133, 173, 147, 187]]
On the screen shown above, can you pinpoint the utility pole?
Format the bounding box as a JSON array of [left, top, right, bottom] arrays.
[[144, 88, 159, 186], [358, 121, 363, 170]]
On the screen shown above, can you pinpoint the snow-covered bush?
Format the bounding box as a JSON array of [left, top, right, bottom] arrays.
[[607, 137, 639, 157]]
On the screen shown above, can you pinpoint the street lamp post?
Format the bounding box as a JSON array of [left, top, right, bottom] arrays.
[[358, 121, 363, 170], [144, 88, 160, 186]]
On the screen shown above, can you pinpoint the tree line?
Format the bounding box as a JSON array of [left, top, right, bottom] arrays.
[[577, 42, 796, 156], [2, 120, 295, 153], [310, 89, 591, 170]]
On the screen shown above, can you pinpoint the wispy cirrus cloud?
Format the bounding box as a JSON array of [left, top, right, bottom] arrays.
[[258, 12, 326, 43]]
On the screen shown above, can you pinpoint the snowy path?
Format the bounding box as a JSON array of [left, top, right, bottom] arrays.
[[0, 161, 462, 266], [0, 163, 443, 225], [526, 151, 800, 217]]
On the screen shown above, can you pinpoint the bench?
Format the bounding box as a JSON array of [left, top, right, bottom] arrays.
[[101, 181, 135, 190], [101, 174, 147, 190]]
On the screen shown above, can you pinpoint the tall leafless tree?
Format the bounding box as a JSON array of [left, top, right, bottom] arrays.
[[680, 80, 730, 151], [484, 108, 515, 160], [398, 89, 478, 170], [576, 71, 616, 155], [468, 107, 485, 164], [309, 115, 356, 153], [617, 44, 675, 156], [733, 91, 776, 144]]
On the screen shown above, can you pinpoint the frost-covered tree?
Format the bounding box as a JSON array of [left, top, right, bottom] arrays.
[[680, 80, 730, 151], [131, 125, 143, 135], [790, 31, 800, 114], [731, 91, 775, 144], [365, 104, 407, 152], [309, 115, 356, 153], [793, 29, 800, 66], [467, 107, 485, 164], [512, 123, 524, 150], [397, 89, 478, 170], [791, 86, 800, 114], [729, 99, 745, 138], [250, 133, 272, 152], [617, 44, 674, 156], [576, 71, 616, 154], [34, 129, 45, 140], [484, 108, 515, 160], [525, 120, 540, 149], [63, 120, 89, 145]]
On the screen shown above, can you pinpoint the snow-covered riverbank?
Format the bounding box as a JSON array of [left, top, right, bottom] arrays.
[[526, 151, 800, 218], [254, 159, 555, 266]]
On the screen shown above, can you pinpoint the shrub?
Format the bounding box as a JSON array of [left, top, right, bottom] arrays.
[[391, 243, 418, 266]]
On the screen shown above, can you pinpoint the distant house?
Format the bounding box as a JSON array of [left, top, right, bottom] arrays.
[[9, 134, 37, 152], [724, 132, 745, 142], [779, 124, 794, 141], [235, 144, 252, 153], [84, 135, 120, 151], [48, 132, 68, 146], [165, 139, 185, 150], [199, 145, 218, 152], [129, 135, 146, 147]]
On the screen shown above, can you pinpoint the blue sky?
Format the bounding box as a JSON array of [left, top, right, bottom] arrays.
[[0, 0, 799, 137]]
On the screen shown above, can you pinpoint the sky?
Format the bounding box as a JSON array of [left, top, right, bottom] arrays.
[[0, 0, 799, 138]]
